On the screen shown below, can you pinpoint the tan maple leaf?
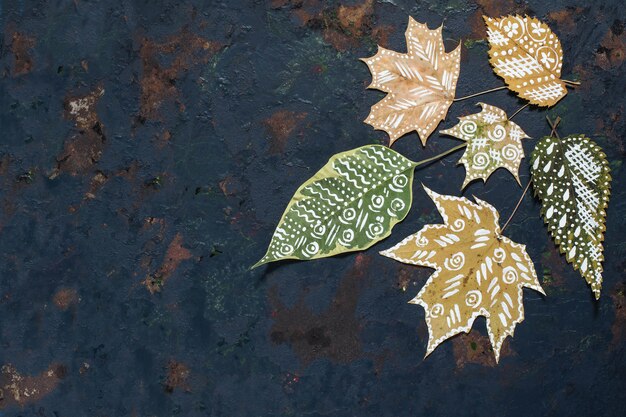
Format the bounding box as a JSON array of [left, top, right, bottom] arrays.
[[484, 15, 567, 106], [381, 187, 544, 362], [440, 102, 529, 188], [362, 17, 461, 146]]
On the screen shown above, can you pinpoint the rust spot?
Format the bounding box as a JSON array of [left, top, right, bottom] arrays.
[[9, 32, 35, 76], [139, 29, 223, 121], [271, 0, 323, 27], [271, 0, 387, 52], [371, 25, 394, 48], [269, 254, 369, 366], [0, 363, 65, 409], [53, 86, 106, 176], [451, 331, 515, 368], [395, 268, 413, 292], [52, 288, 79, 311], [596, 21, 626, 70], [263, 110, 307, 154], [546, 7, 587, 34], [163, 360, 191, 393], [468, 0, 528, 40], [143, 233, 193, 294], [337, 0, 374, 36], [84, 171, 108, 200], [79, 362, 91, 375], [218, 175, 244, 197]]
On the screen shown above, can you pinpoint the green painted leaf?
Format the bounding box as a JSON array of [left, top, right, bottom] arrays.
[[253, 145, 415, 267], [530, 135, 611, 299]]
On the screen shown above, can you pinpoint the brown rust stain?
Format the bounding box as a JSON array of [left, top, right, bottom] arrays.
[[271, 0, 391, 51], [596, 20, 625, 70], [263, 110, 308, 154], [143, 233, 193, 294], [53, 288, 79, 311], [337, 0, 375, 36], [138, 29, 223, 121], [546, 7, 587, 35], [451, 331, 515, 368], [468, 0, 528, 40], [52, 86, 106, 177], [0, 363, 66, 409], [9, 32, 36, 76], [269, 254, 369, 366], [218, 175, 245, 197], [84, 171, 108, 200], [163, 360, 191, 393]]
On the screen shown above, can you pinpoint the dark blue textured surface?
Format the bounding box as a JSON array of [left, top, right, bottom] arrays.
[[0, 1, 625, 415]]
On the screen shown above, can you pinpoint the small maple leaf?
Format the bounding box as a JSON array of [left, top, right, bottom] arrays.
[[381, 186, 544, 362], [362, 17, 461, 146], [531, 135, 611, 299], [484, 15, 567, 106], [440, 103, 529, 188]]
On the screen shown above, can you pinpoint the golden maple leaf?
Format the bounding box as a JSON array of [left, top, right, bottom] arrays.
[[440, 102, 529, 188], [484, 15, 566, 106], [381, 187, 544, 362], [362, 17, 461, 146]]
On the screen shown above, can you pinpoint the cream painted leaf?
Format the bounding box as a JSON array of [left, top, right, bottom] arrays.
[[440, 102, 529, 188], [381, 187, 544, 362], [253, 145, 416, 268], [484, 15, 566, 106], [531, 135, 611, 299], [362, 17, 461, 146]]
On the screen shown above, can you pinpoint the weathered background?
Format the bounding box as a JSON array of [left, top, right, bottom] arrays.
[[0, 0, 624, 415]]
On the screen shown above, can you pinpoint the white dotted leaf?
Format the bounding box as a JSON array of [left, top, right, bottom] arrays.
[[531, 135, 611, 299], [484, 15, 567, 106]]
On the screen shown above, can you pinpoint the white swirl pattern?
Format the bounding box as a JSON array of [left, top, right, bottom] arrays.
[[440, 103, 528, 189], [257, 145, 414, 265]]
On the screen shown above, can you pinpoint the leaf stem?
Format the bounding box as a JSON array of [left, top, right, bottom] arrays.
[[563, 79, 581, 87], [508, 103, 529, 120], [412, 143, 467, 168], [453, 86, 507, 102], [546, 116, 561, 138], [500, 180, 532, 235]]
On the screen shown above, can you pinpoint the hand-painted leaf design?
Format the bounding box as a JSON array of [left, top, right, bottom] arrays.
[[530, 135, 611, 299], [253, 145, 416, 267], [484, 15, 566, 106], [381, 186, 544, 362], [362, 17, 461, 146], [440, 102, 529, 188]]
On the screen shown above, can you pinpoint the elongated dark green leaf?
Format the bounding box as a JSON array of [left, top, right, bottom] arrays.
[[530, 135, 611, 299], [253, 145, 415, 267]]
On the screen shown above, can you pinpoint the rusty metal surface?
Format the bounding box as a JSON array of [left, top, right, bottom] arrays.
[[0, 0, 625, 415]]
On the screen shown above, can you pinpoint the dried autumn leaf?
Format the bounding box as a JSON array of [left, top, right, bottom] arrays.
[[484, 15, 567, 106], [362, 17, 461, 146], [441, 102, 529, 188], [253, 145, 416, 267], [381, 187, 544, 362], [530, 135, 611, 299]]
